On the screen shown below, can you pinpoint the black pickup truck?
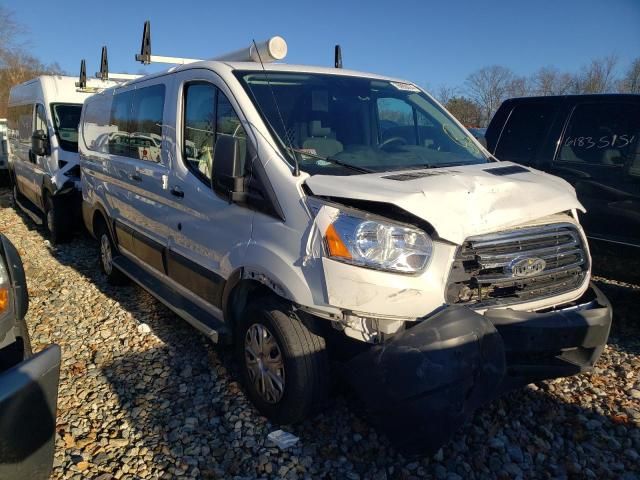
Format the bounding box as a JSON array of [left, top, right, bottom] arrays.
[[0, 234, 61, 480]]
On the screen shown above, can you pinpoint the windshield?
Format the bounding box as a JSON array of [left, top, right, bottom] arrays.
[[237, 71, 487, 175], [50, 103, 82, 152]]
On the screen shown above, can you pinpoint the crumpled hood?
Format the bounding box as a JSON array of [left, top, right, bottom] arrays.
[[305, 162, 584, 245]]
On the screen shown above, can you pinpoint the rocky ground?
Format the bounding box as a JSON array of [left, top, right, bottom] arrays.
[[0, 188, 638, 479]]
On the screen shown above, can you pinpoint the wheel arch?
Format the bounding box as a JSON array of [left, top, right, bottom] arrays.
[[89, 202, 116, 244]]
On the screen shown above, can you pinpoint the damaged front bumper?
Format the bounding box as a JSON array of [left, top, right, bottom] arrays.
[[344, 283, 612, 453]]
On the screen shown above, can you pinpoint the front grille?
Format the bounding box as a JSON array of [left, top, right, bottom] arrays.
[[446, 223, 588, 307]]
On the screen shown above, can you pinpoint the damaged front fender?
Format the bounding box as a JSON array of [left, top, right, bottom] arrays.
[[344, 306, 505, 454]]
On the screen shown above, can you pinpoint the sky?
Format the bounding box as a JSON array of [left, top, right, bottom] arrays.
[[4, 0, 640, 91]]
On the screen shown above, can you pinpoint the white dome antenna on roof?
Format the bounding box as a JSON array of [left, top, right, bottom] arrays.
[[212, 36, 288, 63]]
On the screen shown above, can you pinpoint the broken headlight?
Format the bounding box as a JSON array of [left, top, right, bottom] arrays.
[[308, 198, 433, 273]]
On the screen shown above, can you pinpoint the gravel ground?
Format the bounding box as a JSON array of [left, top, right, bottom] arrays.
[[1, 187, 638, 480]]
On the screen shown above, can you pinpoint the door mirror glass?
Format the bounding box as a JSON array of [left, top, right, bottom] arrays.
[[212, 134, 246, 201], [31, 130, 48, 157]]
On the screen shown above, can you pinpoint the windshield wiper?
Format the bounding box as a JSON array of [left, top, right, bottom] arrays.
[[286, 147, 372, 173]]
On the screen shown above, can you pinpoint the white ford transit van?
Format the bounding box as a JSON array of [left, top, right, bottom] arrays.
[[79, 36, 612, 452], [7, 75, 117, 242]]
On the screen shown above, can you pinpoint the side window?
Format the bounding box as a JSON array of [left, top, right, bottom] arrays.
[[83, 94, 115, 154], [377, 97, 417, 144], [130, 84, 165, 162], [182, 84, 246, 184], [216, 92, 245, 138], [7, 105, 34, 149], [494, 103, 556, 165], [216, 91, 247, 165], [557, 103, 640, 168], [109, 90, 134, 157], [34, 104, 48, 136], [183, 83, 216, 179]]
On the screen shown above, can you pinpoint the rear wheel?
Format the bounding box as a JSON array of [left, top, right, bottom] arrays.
[[95, 220, 128, 285], [44, 195, 71, 244], [236, 297, 329, 424]]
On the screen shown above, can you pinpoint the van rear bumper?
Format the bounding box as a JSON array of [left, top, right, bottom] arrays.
[[343, 283, 611, 453]]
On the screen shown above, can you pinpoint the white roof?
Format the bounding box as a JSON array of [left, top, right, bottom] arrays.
[[8, 75, 120, 106], [115, 60, 414, 89]]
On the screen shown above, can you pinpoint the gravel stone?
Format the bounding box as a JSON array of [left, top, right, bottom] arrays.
[[2, 189, 638, 479]]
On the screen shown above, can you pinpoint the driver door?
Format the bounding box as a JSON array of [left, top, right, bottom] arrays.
[[163, 70, 254, 310]]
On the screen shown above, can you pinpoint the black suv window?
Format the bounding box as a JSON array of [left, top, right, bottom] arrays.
[[183, 83, 246, 184], [557, 102, 640, 168], [495, 103, 556, 165]]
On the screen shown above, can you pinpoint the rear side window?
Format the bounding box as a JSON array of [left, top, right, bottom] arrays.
[[183, 83, 246, 184], [108, 90, 134, 157], [7, 104, 33, 148], [557, 102, 640, 167], [130, 84, 165, 162], [494, 103, 556, 165], [83, 94, 115, 154]]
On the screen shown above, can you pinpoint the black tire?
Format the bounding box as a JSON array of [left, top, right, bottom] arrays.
[[236, 296, 329, 424], [95, 220, 128, 285], [44, 194, 72, 244]]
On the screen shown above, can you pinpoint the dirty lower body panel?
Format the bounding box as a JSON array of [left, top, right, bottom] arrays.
[[343, 283, 612, 454]]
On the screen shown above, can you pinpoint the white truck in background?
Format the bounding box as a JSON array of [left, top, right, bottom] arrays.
[[7, 75, 120, 242]]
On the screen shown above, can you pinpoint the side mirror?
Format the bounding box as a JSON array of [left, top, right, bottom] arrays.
[[31, 130, 48, 157], [212, 134, 246, 202]]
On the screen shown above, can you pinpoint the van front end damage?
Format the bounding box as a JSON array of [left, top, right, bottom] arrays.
[[343, 284, 612, 454]]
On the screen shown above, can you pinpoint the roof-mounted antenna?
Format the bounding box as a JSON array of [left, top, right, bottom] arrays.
[[99, 46, 109, 81], [334, 45, 342, 69], [76, 59, 87, 88], [134, 20, 202, 65], [252, 39, 299, 177]]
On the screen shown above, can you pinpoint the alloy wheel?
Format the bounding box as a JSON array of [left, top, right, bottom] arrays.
[[244, 323, 285, 403], [100, 233, 113, 275]]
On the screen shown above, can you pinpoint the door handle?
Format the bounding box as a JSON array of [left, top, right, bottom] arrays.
[[170, 186, 184, 198], [130, 173, 142, 182]]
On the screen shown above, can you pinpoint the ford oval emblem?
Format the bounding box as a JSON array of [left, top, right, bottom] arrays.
[[506, 256, 546, 278]]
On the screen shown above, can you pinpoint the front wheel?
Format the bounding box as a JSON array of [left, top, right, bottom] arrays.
[[44, 195, 71, 244], [236, 297, 329, 424]]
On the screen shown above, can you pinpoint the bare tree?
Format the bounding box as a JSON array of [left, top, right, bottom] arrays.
[[532, 67, 574, 96], [575, 55, 618, 93], [0, 6, 24, 55], [0, 6, 63, 117], [434, 85, 458, 105], [465, 65, 515, 126], [618, 58, 640, 93], [445, 96, 482, 126], [507, 76, 530, 98]]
